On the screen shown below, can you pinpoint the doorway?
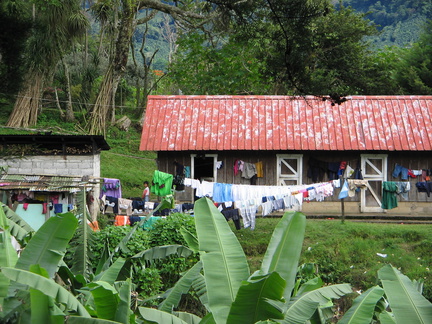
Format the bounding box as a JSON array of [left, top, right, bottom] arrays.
[[360, 154, 387, 212], [191, 154, 217, 182]]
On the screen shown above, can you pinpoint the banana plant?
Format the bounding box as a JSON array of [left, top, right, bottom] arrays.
[[0, 194, 199, 324], [338, 264, 432, 324], [140, 197, 352, 324]]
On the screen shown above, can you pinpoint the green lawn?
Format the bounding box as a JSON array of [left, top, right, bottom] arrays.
[[231, 217, 432, 301]]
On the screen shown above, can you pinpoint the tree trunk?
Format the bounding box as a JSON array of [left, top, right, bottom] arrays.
[[54, 87, 65, 119], [62, 59, 75, 122], [86, 1, 135, 135], [6, 70, 44, 128]]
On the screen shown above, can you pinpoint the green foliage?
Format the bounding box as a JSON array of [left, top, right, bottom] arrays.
[[341, 0, 432, 48], [146, 213, 198, 289], [0, 1, 32, 94], [169, 32, 270, 95], [391, 20, 432, 94], [148, 213, 196, 247], [90, 226, 151, 263], [141, 198, 353, 323]]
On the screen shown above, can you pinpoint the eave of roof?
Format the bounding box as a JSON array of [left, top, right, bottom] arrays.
[[0, 134, 110, 151], [140, 95, 432, 152]]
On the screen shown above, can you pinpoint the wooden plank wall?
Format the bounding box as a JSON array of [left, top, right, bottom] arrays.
[[157, 151, 432, 203]]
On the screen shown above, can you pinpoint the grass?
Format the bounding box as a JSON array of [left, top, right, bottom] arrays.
[[230, 217, 432, 301]]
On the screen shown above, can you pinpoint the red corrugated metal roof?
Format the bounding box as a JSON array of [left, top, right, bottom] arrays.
[[139, 95, 432, 151]]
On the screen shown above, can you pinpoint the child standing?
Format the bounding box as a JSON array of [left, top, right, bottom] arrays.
[[142, 181, 150, 202]]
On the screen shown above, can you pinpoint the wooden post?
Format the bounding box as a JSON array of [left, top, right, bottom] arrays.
[[341, 198, 345, 224]]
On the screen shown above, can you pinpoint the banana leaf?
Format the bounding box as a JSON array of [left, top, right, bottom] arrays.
[[70, 190, 94, 281], [1, 267, 90, 317], [93, 257, 126, 285], [132, 244, 193, 262], [114, 279, 131, 324], [180, 228, 199, 253], [194, 197, 250, 324], [138, 307, 189, 324], [2, 204, 33, 242], [378, 310, 396, 324], [95, 242, 111, 276], [259, 211, 306, 300], [296, 277, 324, 296], [29, 264, 64, 324], [378, 264, 432, 324], [338, 286, 384, 324], [0, 205, 19, 303], [176, 311, 202, 324], [226, 272, 285, 323], [159, 260, 203, 313], [66, 317, 122, 323], [15, 212, 78, 278], [282, 283, 352, 324], [87, 281, 119, 320], [191, 273, 209, 311]]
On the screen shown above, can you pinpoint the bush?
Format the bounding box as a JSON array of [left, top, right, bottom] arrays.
[[148, 213, 196, 247], [147, 213, 199, 288], [91, 225, 151, 263]]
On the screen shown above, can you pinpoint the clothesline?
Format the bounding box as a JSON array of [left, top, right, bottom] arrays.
[[183, 178, 341, 229]]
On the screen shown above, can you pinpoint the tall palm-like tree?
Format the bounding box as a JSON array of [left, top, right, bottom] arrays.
[[6, 0, 88, 128]]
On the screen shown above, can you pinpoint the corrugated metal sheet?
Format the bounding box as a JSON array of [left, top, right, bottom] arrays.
[[0, 174, 92, 192], [140, 95, 432, 151]]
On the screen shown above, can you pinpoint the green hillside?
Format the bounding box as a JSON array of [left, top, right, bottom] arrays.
[[341, 0, 432, 48]]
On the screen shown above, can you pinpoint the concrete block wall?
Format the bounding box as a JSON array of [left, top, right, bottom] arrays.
[[0, 155, 101, 177]]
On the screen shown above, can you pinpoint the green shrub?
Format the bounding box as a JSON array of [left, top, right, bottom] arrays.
[[91, 225, 151, 263], [146, 213, 199, 288], [148, 213, 196, 247]]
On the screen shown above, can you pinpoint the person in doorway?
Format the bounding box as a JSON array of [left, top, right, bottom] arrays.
[[142, 181, 150, 202]]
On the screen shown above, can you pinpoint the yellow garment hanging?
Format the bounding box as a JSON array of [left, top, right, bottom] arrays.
[[255, 161, 264, 178]]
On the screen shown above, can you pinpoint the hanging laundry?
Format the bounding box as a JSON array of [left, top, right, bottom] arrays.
[[344, 165, 355, 178], [327, 162, 341, 181], [347, 179, 368, 197], [100, 178, 122, 198], [338, 161, 347, 177], [105, 196, 119, 214], [114, 215, 130, 226], [216, 161, 223, 169], [392, 163, 409, 180], [416, 182, 432, 197], [118, 198, 133, 216], [173, 161, 185, 191], [338, 180, 349, 199], [184, 166, 191, 178], [151, 170, 173, 196], [54, 204, 63, 214], [395, 182, 410, 200], [234, 160, 244, 175], [242, 162, 257, 179], [255, 161, 264, 178], [382, 181, 398, 209]]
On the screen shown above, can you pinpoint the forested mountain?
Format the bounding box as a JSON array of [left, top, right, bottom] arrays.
[[133, 0, 432, 69], [340, 0, 432, 48]]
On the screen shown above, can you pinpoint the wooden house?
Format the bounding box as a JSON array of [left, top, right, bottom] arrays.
[[140, 95, 432, 216]]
